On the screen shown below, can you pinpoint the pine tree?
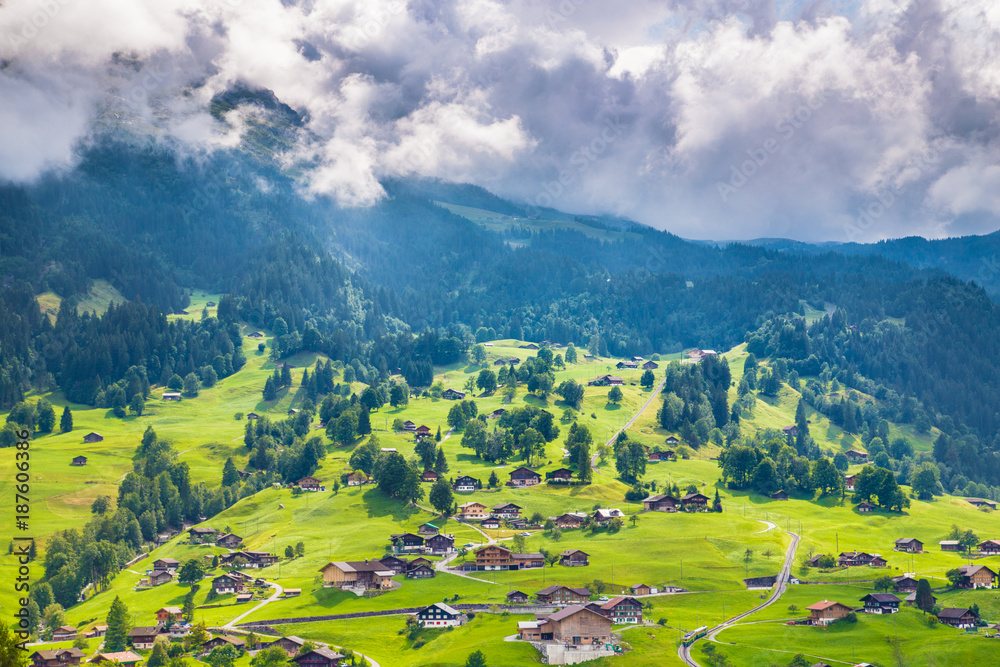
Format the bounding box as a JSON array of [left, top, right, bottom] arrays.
[[60, 406, 73, 433], [221, 458, 239, 486], [435, 426, 442, 442], [713, 489, 723, 512], [262, 376, 276, 401], [357, 408, 371, 435], [577, 441, 592, 483], [105, 596, 130, 651], [434, 447, 449, 474], [488, 470, 499, 488], [429, 477, 454, 514], [147, 641, 169, 667], [280, 365, 293, 387]]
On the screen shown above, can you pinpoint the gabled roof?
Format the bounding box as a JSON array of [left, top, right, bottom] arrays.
[[420, 602, 462, 616], [861, 593, 900, 603], [30, 649, 86, 660], [937, 607, 975, 619], [600, 595, 641, 610], [806, 600, 846, 611], [560, 549, 589, 557], [894, 537, 921, 544], [546, 604, 605, 622], [292, 648, 346, 662], [128, 626, 160, 637]]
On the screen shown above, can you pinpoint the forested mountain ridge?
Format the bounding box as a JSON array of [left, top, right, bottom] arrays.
[[3, 123, 1000, 484]]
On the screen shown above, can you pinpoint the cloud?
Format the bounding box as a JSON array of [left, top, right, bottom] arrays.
[[1, 0, 999, 241]]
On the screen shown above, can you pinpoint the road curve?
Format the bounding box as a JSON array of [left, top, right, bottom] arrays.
[[677, 529, 801, 666]]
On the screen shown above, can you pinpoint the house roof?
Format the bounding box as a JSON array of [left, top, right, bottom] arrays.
[[31, 649, 85, 660], [861, 593, 900, 603], [158, 606, 183, 614], [937, 607, 974, 619], [960, 564, 998, 577], [293, 648, 346, 662], [506, 590, 528, 597], [492, 503, 522, 510], [421, 602, 461, 616], [560, 549, 589, 557], [546, 605, 605, 622], [681, 493, 709, 501], [806, 600, 846, 611], [894, 538, 921, 544], [323, 560, 392, 573], [512, 552, 544, 560], [600, 596, 640, 610], [93, 651, 143, 664], [128, 626, 160, 637]]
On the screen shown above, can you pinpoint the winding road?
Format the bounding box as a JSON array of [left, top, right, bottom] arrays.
[[677, 528, 801, 666]]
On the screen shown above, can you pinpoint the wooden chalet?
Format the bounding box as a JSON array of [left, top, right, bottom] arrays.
[[426, 534, 455, 554], [536, 584, 592, 604], [29, 649, 85, 667], [82, 432, 103, 443], [857, 501, 875, 512], [642, 361, 658, 370], [547, 468, 574, 483], [421, 470, 439, 483], [416, 602, 466, 627], [203, 635, 247, 653], [415, 425, 432, 438], [188, 526, 217, 542], [345, 471, 368, 486], [290, 648, 345, 667], [379, 555, 409, 576], [319, 560, 395, 590], [152, 557, 179, 571], [442, 388, 466, 400], [845, 449, 869, 463], [216, 532, 242, 548], [163, 392, 182, 401], [599, 596, 643, 624], [517, 605, 612, 645], [418, 522, 440, 535], [506, 590, 529, 604], [836, 551, 886, 568], [507, 467, 541, 487], [264, 636, 308, 657], [769, 490, 789, 501], [588, 374, 624, 387], [246, 412, 260, 419], [402, 420, 417, 432], [681, 493, 709, 509], [50, 626, 77, 641], [978, 539, 1000, 555], [458, 501, 489, 519], [806, 600, 853, 625], [155, 606, 183, 624], [893, 538, 923, 553], [939, 540, 961, 551], [559, 549, 590, 567], [966, 498, 998, 510], [616, 361, 638, 370], [957, 564, 998, 589], [297, 475, 323, 491], [212, 573, 245, 595], [128, 626, 159, 650], [551, 512, 588, 528], [643, 494, 680, 512], [453, 475, 480, 492], [487, 408, 505, 418], [805, 554, 828, 568], [591, 508, 625, 525], [406, 562, 435, 579], [937, 608, 979, 629], [491, 502, 522, 519], [71, 455, 87, 466], [860, 593, 900, 614], [390, 533, 425, 552], [648, 450, 674, 462], [481, 517, 500, 529], [844, 474, 857, 491], [743, 576, 778, 590], [891, 575, 919, 593], [148, 570, 173, 586]]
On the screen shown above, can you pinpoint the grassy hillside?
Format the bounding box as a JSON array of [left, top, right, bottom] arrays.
[[5, 336, 1000, 667]]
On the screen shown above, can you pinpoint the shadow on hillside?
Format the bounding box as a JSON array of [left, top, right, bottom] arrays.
[[360, 487, 420, 522]]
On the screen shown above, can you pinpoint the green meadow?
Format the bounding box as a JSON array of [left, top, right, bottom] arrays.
[[4, 336, 1000, 666]]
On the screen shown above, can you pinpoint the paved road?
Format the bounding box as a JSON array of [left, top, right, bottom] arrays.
[[677, 529, 801, 666], [224, 580, 284, 627], [591, 378, 667, 468]]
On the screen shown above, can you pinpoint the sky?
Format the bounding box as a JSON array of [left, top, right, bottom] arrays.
[[1, 0, 1000, 242]]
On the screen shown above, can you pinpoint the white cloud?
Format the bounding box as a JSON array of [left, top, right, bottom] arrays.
[[1, 0, 1000, 240]]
